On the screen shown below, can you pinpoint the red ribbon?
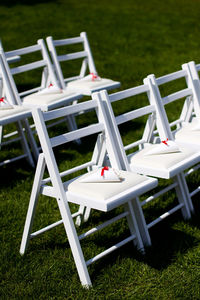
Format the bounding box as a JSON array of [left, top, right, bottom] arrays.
[[0, 97, 5, 102], [101, 166, 109, 176], [162, 138, 169, 146], [48, 83, 53, 88], [90, 73, 98, 81]]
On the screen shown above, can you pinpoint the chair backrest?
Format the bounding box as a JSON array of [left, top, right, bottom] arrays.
[[97, 82, 173, 159], [0, 55, 17, 106], [0, 39, 59, 105], [144, 63, 200, 136], [0, 55, 37, 167], [46, 32, 97, 89], [183, 61, 200, 118], [33, 97, 125, 186]]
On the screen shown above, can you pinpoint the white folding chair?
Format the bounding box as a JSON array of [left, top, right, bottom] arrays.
[[0, 39, 83, 133], [97, 82, 200, 247], [0, 56, 38, 167], [46, 32, 121, 96], [144, 66, 200, 206], [19, 98, 158, 287]]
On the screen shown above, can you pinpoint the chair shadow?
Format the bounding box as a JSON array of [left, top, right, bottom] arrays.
[[0, 160, 35, 189], [28, 209, 200, 268], [1, 0, 55, 6]]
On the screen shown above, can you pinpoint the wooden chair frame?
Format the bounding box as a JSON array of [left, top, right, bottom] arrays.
[[0, 55, 38, 166], [19, 97, 157, 286], [0, 39, 83, 134], [46, 32, 121, 95], [96, 82, 200, 246]]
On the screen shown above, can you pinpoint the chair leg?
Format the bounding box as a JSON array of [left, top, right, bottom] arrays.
[[131, 197, 151, 247], [20, 153, 91, 286], [179, 172, 194, 213], [173, 173, 191, 219], [75, 205, 86, 226], [0, 125, 3, 150], [57, 195, 92, 287], [83, 207, 92, 222], [16, 121, 34, 167], [20, 154, 46, 255], [75, 206, 91, 226], [124, 199, 144, 251], [23, 119, 40, 161]]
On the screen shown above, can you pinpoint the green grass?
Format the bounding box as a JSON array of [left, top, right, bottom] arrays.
[[1, 0, 200, 298]]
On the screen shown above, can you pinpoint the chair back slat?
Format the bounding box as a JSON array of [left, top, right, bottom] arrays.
[[50, 123, 104, 148], [11, 60, 47, 75], [58, 51, 88, 62], [5, 44, 41, 57], [162, 88, 192, 105], [116, 105, 155, 125], [109, 84, 149, 103], [43, 100, 97, 122], [53, 36, 84, 46], [156, 69, 187, 85]]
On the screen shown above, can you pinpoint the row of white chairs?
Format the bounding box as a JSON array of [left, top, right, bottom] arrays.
[[0, 32, 120, 167], [19, 59, 200, 286]]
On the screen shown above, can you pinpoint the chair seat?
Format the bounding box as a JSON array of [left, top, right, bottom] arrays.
[[67, 169, 158, 212], [22, 88, 79, 110], [128, 142, 200, 179], [67, 77, 120, 95], [175, 120, 200, 145], [0, 105, 31, 124]]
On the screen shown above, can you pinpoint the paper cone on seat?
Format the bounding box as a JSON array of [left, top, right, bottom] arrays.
[[37, 84, 63, 95], [0, 97, 13, 110], [80, 167, 122, 183], [144, 140, 180, 156], [79, 73, 101, 82], [191, 119, 200, 131]]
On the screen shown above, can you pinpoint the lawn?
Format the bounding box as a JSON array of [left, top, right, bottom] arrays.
[[1, 0, 200, 299]]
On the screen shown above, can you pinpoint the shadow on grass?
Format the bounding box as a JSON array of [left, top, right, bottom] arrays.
[[0, 0, 56, 6], [0, 159, 35, 189], [25, 209, 200, 283]]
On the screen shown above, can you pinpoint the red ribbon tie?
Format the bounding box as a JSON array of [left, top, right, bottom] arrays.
[[162, 138, 169, 146], [90, 73, 98, 81], [101, 166, 109, 176], [0, 97, 5, 102], [48, 83, 53, 88]]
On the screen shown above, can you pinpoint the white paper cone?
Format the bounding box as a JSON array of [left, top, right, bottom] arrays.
[[79, 73, 101, 82], [80, 167, 122, 183], [191, 121, 200, 131], [37, 85, 63, 95], [0, 98, 13, 110], [144, 140, 180, 156]]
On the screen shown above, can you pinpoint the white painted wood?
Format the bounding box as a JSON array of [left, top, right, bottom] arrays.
[[53, 36, 84, 46], [150, 65, 200, 210], [162, 88, 192, 106], [109, 84, 149, 103], [0, 54, 37, 166], [46, 32, 121, 95], [97, 80, 200, 247], [156, 69, 187, 85], [11, 60, 47, 75], [0, 38, 82, 136], [20, 98, 158, 286], [58, 51, 88, 62], [184, 61, 200, 117]]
